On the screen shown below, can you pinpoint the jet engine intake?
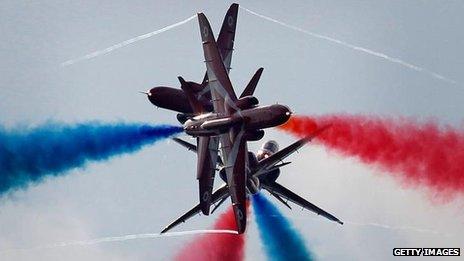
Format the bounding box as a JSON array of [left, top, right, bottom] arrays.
[[236, 95, 259, 110], [177, 113, 193, 124]]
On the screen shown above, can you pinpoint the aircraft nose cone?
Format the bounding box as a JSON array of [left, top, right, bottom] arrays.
[[276, 104, 292, 117], [271, 104, 292, 125], [146, 88, 160, 105], [282, 105, 292, 117], [285, 108, 292, 116], [147, 88, 155, 98]]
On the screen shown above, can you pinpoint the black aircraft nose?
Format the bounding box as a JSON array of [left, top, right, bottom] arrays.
[[147, 88, 156, 100], [146, 87, 167, 107], [282, 105, 292, 117], [144, 86, 192, 113], [271, 104, 292, 123]]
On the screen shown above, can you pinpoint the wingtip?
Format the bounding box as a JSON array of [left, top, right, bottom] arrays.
[[200, 203, 211, 216], [160, 227, 169, 234]]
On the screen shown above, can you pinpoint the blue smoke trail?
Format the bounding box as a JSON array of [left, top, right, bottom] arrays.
[[252, 193, 314, 261], [0, 122, 182, 195]]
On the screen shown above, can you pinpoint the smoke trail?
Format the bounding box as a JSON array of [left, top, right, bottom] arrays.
[[279, 115, 464, 200], [343, 220, 452, 237], [175, 205, 248, 261], [240, 6, 456, 84], [252, 193, 314, 261], [0, 122, 182, 195], [0, 230, 237, 253], [267, 213, 451, 237], [61, 15, 196, 66]]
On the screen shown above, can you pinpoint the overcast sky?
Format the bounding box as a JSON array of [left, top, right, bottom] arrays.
[[1, 1, 463, 260]]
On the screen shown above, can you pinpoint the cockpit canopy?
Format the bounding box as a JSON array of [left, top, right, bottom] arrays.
[[191, 113, 218, 121], [257, 140, 279, 160]]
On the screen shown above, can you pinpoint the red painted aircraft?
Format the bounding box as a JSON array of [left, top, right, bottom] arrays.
[[144, 4, 342, 233]]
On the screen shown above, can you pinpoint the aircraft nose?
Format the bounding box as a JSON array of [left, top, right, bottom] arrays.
[[275, 104, 292, 117], [145, 88, 159, 105], [147, 88, 155, 97], [271, 104, 292, 125], [282, 105, 292, 116]]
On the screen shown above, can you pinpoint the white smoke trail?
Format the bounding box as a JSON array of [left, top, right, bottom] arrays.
[[343, 220, 453, 237], [240, 6, 457, 84], [61, 15, 196, 66], [0, 229, 237, 253], [260, 211, 452, 237]]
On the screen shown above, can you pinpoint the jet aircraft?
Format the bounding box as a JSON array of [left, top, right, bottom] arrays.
[[144, 4, 342, 233], [161, 128, 343, 233], [144, 4, 294, 233]]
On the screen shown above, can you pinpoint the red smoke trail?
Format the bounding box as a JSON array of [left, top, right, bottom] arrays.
[[279, 114, 464, 200], [174, 203, 249, 261]]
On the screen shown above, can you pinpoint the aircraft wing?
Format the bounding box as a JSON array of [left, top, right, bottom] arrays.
[[198, 12, 238, 115], [174, 77, 219, 215], [161, 183, 229, 233], [267, 189, 292, 210], [222, 128, 248, 234], [197, 10, 248, 233], [254, 125, 330, 176], [262, 181, 343, 225], [196, 136, 219, 215], [217, 3, 238, 72], [199, 3, 238, 90]]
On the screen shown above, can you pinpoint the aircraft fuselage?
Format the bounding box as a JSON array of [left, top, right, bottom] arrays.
[[183, 104, 291, 136], [218, 141, 282, 195], [147, 86, 213, 114]]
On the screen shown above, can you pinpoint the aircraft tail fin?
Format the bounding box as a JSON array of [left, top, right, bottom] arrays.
[[240, 68, 263, 98], [178, 76, 204, 114]]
